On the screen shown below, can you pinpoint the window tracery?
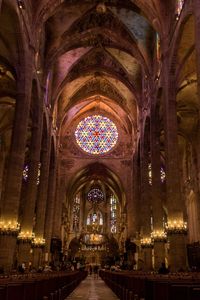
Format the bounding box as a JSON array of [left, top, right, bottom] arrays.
[[148, 163, 166, 185], [177, 0, 184, 16], [87, 188, 104, 203], [110, 194, 117, 233], [75, 115, 118, 155], [23, 163, 41, 185], [72, 193, 80, 232]]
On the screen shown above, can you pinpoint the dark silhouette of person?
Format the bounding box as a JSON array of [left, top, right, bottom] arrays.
[[158, 262, 169, 274]]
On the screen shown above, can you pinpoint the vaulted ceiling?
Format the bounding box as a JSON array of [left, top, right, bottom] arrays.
[[0, 0, 198, 199]]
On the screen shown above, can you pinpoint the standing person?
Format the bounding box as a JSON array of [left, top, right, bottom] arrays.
[[93, 265, 99, 279], [89, 264, 92, 275], [158, 262, 169, 274]]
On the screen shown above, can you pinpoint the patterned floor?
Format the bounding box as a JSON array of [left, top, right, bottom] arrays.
[[65, 275, 119, 300]]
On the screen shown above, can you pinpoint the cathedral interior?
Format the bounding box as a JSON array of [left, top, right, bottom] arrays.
[[0, 0, 200, 280]]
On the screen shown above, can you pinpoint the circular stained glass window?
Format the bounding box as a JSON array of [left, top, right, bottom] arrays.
[[75, 115, 118, 154], [87, 188, 104, 203]]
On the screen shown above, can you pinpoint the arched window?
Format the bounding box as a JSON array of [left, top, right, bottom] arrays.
[[23, 163, 41, 185], [87, 188, 104, 203], [72, 193, 80, 231], [86, 211, 103, 226], [177, 0, 184, 17], [75, 115, 118, 155], [156, 32, 160, 61], [148, 163, 166, 185], [110, 194, 117, 233]]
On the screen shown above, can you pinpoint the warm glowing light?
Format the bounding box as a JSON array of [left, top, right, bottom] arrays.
[[151, 230, 167, 241], [140, 237, 153, 247], [18, 231, 35, 241], [32, 237, 45, 247], [165, 219, 187, 233], [0, 220, 20, 234]]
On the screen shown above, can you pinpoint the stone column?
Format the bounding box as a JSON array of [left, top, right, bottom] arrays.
[[127, 158, 137, 239], [194, 0, 200, 195], [52, 172, 63, 238], [0, 53, 33, 272], [17, 104, 43, 267], [51, 170, 63, 265], [162, 44, 187, 271], [139, 114, 152, 271], [0, 147, 5, 203], [32, 129, 52, 268], [44, 150, 57, 263], [150, 83, 166, 270]]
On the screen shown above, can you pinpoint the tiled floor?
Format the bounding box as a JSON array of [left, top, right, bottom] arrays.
[[65, 275, 119, 300]]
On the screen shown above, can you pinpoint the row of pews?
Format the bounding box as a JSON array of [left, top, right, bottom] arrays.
[[0, 270, 87, 300], [100, 270, 200, 300]]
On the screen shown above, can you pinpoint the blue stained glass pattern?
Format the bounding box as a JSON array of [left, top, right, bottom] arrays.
[[75, 115, 118, 154]]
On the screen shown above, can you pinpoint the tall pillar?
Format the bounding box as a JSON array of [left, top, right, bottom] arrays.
[[150, 83, 166, 270], [32, 130, 52, 268], [139, 113, 152, 271], [162, 44, 187, 271], [0, 148, 5, 202], [0, 53, 33, 272], [51, 170, 64, 265], [194, 0, 200, 194], [52, 172, 63, 238], [127, 157, 137, 239], [44, 150, 57, 263], [17, 104, 43, 266]]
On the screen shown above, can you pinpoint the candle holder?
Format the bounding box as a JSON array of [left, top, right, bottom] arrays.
[[165, 220, 187, 234], [32, 237, 45, 248], [140, 237, 153, 248], [0, 220, 20, 235], [17, 231, 35, 243], [151, 230, 167, 242]]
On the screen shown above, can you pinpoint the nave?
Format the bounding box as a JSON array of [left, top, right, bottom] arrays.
[[66, 275, 119, 300], [1, 0, 200, 278]]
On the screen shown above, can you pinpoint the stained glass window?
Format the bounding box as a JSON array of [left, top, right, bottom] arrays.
[[156, 33, 160, 60], [86, 211, 103, 226], [72, 193, 80, 231], [23, 163, 41, 185], [110, 194, 117, 233], [148, 163, 166, 185], [87, 188, 104, 203], [177, 0, 184, 16], [75, 115, 118, 155]]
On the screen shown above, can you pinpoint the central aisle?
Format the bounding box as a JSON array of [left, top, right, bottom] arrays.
[[65, 275, 119, 300]]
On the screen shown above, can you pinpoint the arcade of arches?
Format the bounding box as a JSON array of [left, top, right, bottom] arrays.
[[0, 0, 200, 274]]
